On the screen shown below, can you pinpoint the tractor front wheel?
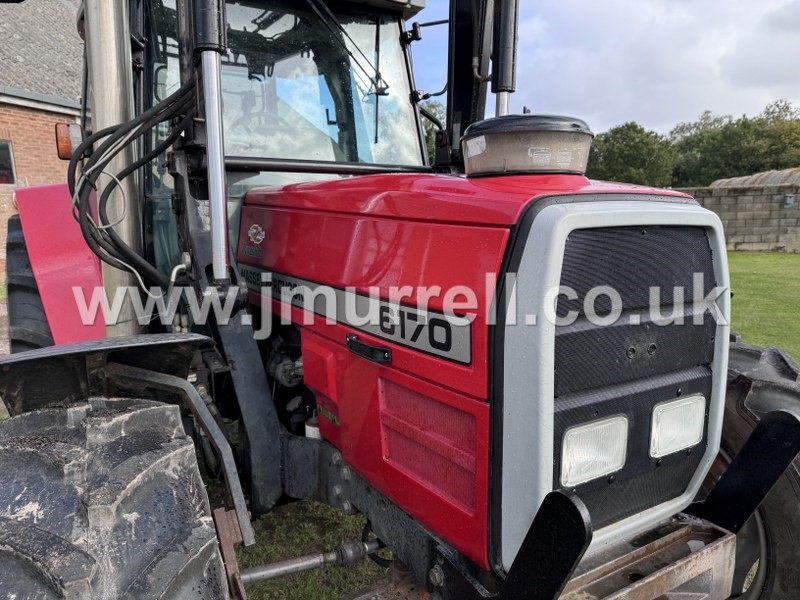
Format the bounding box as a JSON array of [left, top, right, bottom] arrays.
[[0, 397, 228, 599], [718, 344, 800, 599]]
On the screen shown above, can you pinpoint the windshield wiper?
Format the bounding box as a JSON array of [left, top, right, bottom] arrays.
[[373, 16, 382, 143], [304, 0, 389, 97]]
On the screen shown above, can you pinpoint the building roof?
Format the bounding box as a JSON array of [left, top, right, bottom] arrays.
[[0, 0, 83, 104], [711, 167, 800, 188]]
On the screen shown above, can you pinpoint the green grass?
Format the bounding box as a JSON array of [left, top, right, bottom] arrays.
[[235, 501, 386, 600], [728, 252, 800, 359]]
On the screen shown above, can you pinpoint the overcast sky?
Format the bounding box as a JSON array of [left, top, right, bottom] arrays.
[[410, 0, 800, 134]]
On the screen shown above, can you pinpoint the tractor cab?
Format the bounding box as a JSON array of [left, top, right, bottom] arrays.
[[144, 0, 430, 274], [150, 0, 425, 166]]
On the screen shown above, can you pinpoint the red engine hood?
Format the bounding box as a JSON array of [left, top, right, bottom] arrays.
[[242, 173, 691, 226]]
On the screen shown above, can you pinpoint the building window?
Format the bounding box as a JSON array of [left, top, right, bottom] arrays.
[[0, 141, 16, 185], [0, 140, 17, 185]]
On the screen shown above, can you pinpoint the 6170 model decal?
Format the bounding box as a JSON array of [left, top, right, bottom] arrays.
[[239, 265, 472, 365]]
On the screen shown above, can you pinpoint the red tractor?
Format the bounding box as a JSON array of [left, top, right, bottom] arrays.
[[2, 0, 800, 598]]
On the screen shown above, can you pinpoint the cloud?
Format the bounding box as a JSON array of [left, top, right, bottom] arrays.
[[762, 0, 800, 32], [720, 1, 800, 90], [513, 0, 800, 132], [410, 0, 800, 134]]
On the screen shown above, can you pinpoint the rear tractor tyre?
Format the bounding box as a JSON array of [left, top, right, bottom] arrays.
[[6, 214, 54, 353], [0, 397, 228, 599], [719, 343, 800, 599]]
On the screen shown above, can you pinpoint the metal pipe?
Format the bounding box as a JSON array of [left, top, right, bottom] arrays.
[[201, 50, 229, 283], [176, 0, 193, 86], [492, 0, 519, 94], [496, 91, 510, 117], [84, 0, 143, 337], [241, 551, 339, 584], [240, 540, 381, 585]]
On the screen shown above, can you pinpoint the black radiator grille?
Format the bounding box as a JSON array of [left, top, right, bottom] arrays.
[[552, 226, 716, 529]]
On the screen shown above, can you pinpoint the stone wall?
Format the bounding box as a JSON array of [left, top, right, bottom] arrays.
[[679, 184, 800, 252]]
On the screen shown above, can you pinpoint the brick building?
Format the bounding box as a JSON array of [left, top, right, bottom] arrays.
[[0, 0, 83, 274]]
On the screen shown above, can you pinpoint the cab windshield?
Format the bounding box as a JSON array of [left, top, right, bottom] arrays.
[[151, 0, 424, 166]]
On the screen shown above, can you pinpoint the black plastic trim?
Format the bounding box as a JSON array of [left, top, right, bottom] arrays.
[[553, 368, 712, 529], [687, 409, 800, 533], [464, 114, 592, 137], [440, 491, 592, 600], [346, 334, 392, 363], [225, 156, 431, 175]]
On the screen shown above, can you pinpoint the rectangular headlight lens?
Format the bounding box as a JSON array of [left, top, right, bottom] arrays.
[[650, 394, 706, 458], [561, 416, 628, 487]]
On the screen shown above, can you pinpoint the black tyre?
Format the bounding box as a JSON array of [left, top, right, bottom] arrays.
[[6, 214, 54, 353], [719, 343, 800, 599], [0, 397, 228, 599]]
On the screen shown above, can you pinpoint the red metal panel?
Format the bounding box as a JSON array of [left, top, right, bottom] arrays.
[[243, 173, 691, 226], [241, 204, 508, 398], [15, 184, 105, 344], [302, 328, 491, 568], [239, 189, 507, 566]]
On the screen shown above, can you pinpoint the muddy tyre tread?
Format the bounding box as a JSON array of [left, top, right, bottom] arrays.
[[0, 398, 228, 599], [724, 343, 800, 599]]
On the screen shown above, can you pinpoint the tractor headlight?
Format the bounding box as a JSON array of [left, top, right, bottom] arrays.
[[649, 395, 706, 458], [561, 416, 628, 487]]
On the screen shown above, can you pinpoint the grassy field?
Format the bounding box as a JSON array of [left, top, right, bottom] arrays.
[[727, 252, 800, 359]]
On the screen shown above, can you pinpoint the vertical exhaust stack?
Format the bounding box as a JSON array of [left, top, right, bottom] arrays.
[[492, 0, 519, 116], [84, 0, 143, 337]]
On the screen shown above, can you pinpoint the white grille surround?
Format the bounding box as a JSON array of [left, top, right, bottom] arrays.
[[498, 200, 730, 573]]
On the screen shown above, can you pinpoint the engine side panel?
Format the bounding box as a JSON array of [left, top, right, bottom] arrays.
[[239, 203, 508, 398], [237, 202, 509, 568], [302, 327, 491, 566]]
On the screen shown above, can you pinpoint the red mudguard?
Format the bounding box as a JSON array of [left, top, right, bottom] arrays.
[[15, 184, 105, 344]]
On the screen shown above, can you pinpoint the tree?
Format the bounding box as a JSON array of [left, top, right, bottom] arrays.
[[670, 110, 732, 142], [670, 100, 800, 187], [671, 115, 769, 187], [760, 99, 800, 123], [759, 102, 800, 170], [586, 122, 678, 187]]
